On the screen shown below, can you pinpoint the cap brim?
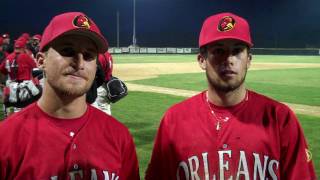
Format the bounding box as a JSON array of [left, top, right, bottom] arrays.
[[202, 36, 253, 48], [63, 29, 108, 53]]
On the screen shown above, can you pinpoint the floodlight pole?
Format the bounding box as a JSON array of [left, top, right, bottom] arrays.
[[132, 0, 137, 47], [117, 10, 120, 48]]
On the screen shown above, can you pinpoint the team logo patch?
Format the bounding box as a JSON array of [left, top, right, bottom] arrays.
[[218, 16, 236, 32], [306, 149, 312, 162], [73, 15, 91, 29]]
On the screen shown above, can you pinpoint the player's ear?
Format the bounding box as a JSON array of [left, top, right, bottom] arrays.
[[36, 52, 46, 70], [197, 54, 206, 70], [247, 52, 252, 69]]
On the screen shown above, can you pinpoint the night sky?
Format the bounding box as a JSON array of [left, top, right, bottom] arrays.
[[1, 0, 319, 48]]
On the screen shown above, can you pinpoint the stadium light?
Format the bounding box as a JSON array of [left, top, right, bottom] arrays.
[[117, 10, 120, 48], [130, 0, 138, 47]]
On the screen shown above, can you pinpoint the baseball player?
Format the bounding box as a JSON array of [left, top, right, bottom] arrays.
[[0, 39, 36, 81], [0, 39, 37, 115], [0, 37, 9, 63], [0, 12, 140, 179], [91, 51, 113, 115], [26, 34, 42, 58], [146, 12, 316, 179], [1, 33, 13, 54], [87, 51, 127, 115]]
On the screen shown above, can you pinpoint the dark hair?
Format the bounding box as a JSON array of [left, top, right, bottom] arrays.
[[199, 46, 208, 58]]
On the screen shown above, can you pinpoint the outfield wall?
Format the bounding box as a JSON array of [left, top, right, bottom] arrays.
[[109, 47, 320, 56]]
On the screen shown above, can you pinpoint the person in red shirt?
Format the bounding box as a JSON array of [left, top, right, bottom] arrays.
[[91, 51, 113, 115], [0, 37, 9, 63], [0, 39, 36, 82], [1, 33, 13, 54], [26, 34, 41, 57], [0, 12, 140, 180], [0, 37, 8, 100], [86, 50, 127, 115], [0, 39, 37, 115], [146, 12, 316, 180], [16, 35, 35, 59]]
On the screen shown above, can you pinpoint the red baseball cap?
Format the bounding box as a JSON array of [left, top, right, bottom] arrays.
[[17, 36, 28, 43], [2, 33, 9, 39], [32, 34, 42, 40], [199, 12, 253, 48], [39, 12, 108, 53], [14, 40, 26, 48], [21, 33, 30, 40]]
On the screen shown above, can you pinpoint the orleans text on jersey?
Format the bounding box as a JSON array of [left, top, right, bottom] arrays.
[[146, 91, 316, 180], [176, 150, 279, 179]]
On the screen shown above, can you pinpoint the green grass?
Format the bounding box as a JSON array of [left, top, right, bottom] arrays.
[[130, 68, 320, 106], [298, 114, 320, 176], [113, 54, 320, 64], [251, 55, 320, 63], [113, 54, 196, 63], [246, 68, 320, 106], [111, 91, 185, 177], [111, 91, 320, 179]]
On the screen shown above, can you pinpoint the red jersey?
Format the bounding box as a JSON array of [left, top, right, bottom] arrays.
[[0, 103, 140, 180], [146, 90, 316, 180], [98, 52, 113, 81], [0, 52, 36, 81]]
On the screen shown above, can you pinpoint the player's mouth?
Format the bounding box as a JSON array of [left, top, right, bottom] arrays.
[[219, 69, 237, 77], [64, 71, 88, 80]]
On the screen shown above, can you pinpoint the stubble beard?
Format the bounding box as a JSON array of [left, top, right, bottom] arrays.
[[206, 70, 247, 93], [56, 85, 89, 97], [46, 77, 92, 98]]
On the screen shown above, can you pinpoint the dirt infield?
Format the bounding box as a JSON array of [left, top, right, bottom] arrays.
[[113, 62, 320, 117], [126, 83, 320, 117], [113, 62, 320, 81]]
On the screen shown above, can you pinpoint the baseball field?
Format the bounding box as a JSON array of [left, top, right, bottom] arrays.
[[110, 54, 320, 178], [0, 54, 319, 178]]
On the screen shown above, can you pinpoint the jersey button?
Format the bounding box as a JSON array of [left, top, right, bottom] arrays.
[[72, 144, 77, 150], [223, 144, 228, 149], [70, 131, 75, 137], [74, 164, 79, 170]]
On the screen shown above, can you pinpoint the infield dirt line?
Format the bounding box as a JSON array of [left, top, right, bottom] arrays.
[[126, 83, 320, 117], [113, 62, 319, 117], [113, 62, 320, 81]]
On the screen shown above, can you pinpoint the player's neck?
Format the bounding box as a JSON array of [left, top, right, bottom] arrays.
[[37, 85, 88, 119], [207, 84, 247, 107]]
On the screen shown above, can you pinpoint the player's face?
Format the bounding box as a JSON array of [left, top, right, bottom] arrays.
[[42, 35, 97, 97], [198, 39, 252, 92]]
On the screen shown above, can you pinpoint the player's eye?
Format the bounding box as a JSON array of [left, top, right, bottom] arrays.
[[231, 47, 243, 55], [82, 51, 96, 61], [213, 48, 226, 56], [58, 47, 76, 57]]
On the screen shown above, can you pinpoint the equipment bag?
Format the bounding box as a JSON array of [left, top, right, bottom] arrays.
[[3, 79, 42, 108]]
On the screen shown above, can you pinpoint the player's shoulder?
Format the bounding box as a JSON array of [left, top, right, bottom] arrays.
[[248, 90, 292, 113], [88, 105, 131, 134], [6, 52, 15, 59], [0, 103, 37, 138], [18, 52, 33, 60], [166, 91, 205, 116]]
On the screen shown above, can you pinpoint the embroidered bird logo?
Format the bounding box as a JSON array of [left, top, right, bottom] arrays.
[[218, 16, 235, 32], [73, 15, 91, 29]]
